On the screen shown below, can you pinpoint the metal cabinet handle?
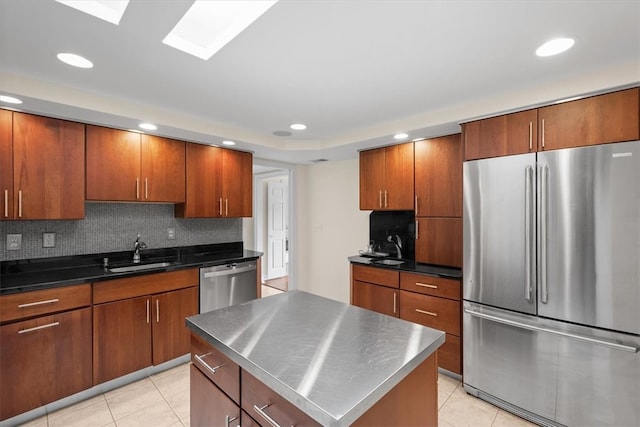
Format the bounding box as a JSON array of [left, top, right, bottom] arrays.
[[393, 292, 397, 314], [540, 165, 549, 304], [145, 177, 148, 200], [415, 220, 419, 239], [225, 198, 229, 216], [541, 119, 545, 149], [415, 282, 437, 289], [384, 190, 388, 207], [19, 322, 60, 334], [379, 190, 382, 208], [524, 165, 534, 302], [136, 177, 140, 199], [18, 190, 22, 217], [528, 121, 533, 151], [219, 198, 223, 216], [146, 299, 150, 323], [224, 415, 238, 427], [156, 299, 159, 323], [416, 309, 437, 317], [194, 353, 223, 375], [415, 195, 419, 215], [18, 298, 59, 308], [253, 404, 283, 427], [3, 189, 7, 218]]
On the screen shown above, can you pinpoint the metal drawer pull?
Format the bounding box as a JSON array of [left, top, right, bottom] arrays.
[[18, 298, 59, 308], [18, 322, 60, 334], [146, 299, 150, 323], [253, 404, 284, 427], [136, 177, 140, 199], [415, 282, 437, 289], [18, 190, 22, 217], [156, 299, 159, 323], [415, 309, 438, 317], [194, 353, 223, 374], [3, 189, 7, 217], [224, 415, 238, 427]]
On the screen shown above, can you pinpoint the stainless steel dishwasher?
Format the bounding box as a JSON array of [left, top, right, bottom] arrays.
[[200, 261, 258, 313]]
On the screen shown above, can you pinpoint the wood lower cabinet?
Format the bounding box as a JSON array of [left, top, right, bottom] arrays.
[[360, 142, 414, 210], [352, 280, 399, 317], [190, 365, 240, 427], [416, 217, 462, 268], [152, 287, 199, 365]]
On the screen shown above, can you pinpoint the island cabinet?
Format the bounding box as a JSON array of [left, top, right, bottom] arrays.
[[175, 143, 253, 218], [0, 284, 92, 421], [86, 126, 186, 203], [0, 110, 85, 220], [359, 142, 414, 210], [351, 264, 399, 317], [92, 269, 198, 384]]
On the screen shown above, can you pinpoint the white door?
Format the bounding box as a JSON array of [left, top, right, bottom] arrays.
[[266, 180, 287, 279]]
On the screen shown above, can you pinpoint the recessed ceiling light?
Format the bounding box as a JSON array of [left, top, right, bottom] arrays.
[[222, 140, 236, 146], [536, 38, 575, 57], [0, 95, 23, 104], [394, 132, 409, 140], [273, 130, 292, 137], [290, 123, 307, 130], [56, 0, 130, 25], [57, 53, 93, 68], [163, 0, 278, 60], [139, 123, 157, 131]]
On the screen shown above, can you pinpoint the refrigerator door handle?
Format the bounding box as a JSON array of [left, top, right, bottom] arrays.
[[524, 165, 534, 302], [464, 306, 639, 353], [540, 164, 549, 304]]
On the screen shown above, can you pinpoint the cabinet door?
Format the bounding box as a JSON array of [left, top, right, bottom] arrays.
[[416, 217, 462, 267], [176, 143, 222, 217], [222, 149, 253, 217], [152, 286, 198, 365], [414, 134, 462, 217], [359, 147, 386, 210], [93, 296, 152, 384], [538, 88, 639, 151], [383, 143, 414, 210], [190, 365, 240, 427], [86, 125, 141, 201], [0, 109, 13, 220], [0, 308, 92, 421], [352, 280, 398, 317], [464, 109, 538, 160], [141, 135, 185, 202], [12, 113, 85, 219]]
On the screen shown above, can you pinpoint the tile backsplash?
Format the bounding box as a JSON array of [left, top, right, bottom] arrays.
[[1, 203, 242, 261]]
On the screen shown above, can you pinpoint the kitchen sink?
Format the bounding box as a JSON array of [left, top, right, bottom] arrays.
[[107, 262, 175, 273], [373, 259, 405, 266]]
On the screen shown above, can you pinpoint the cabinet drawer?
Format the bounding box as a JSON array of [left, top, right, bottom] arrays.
[[0, 284, 91, 323], [400, 272, 460, 301], [192, 334, 240, 404], [438, 334, 462, 375], [352, 264, 399, 288], [399, 291, 460, 336], [352, 281, 399, 318], [241, 370, 320, 427], [93, 268, 199, 304]]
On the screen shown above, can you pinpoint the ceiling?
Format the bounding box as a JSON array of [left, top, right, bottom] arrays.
[[1, 1, 639, 164]]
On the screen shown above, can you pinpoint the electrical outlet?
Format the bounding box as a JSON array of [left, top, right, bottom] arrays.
[[7, 234, 22, 251], [167, 228, 176, 240], [43, 232, 56, 248]]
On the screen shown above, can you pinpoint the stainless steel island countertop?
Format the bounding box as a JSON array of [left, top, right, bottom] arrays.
[[186, 290, 445, 426]]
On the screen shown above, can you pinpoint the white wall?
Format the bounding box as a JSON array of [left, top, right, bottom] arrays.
[[294, 158, 369, 303]]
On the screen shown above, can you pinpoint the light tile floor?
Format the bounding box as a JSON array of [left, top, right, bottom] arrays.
[[19, 362, 536, 427]]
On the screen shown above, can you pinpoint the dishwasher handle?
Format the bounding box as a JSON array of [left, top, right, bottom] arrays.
[[202, 263, 256, 278]]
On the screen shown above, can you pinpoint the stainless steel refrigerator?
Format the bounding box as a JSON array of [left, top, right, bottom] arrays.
[[462, 140, 640, 427]]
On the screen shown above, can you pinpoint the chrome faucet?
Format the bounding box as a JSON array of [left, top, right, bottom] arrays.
[[387, 234, 403, 259], [133, 234, 147, 263]]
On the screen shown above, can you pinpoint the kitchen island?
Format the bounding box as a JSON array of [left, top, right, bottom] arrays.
[[186, 290, 445, 426]]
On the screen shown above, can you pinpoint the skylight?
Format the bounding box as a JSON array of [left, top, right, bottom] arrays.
[[163, 0, 278, 60], [56, 0, 130, 25]]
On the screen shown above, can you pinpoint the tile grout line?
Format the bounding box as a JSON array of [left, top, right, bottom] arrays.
[[102, 392, 118, 427], [149, 372, 184, 425]]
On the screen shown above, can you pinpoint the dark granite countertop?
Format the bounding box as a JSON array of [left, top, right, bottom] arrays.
[[348, 255, 462, 279], [0, 242, 262, 295]]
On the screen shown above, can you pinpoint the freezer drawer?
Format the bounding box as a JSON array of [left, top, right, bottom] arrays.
[[463, 302, 640, 427]]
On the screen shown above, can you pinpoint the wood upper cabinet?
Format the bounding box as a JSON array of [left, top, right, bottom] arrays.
[[538, 87, 639, 151], [176, 143, 253, 218], [463, 109, 538, 160], [1, 111, 85, 220], [86, 126, 186, 202], [415, 217, 462, 268], [414, 134, 462, 217], [360, 143, 414, 210]]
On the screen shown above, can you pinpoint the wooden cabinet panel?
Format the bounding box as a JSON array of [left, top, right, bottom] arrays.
[[359, 148, 386, 210], [539, 88, 639, 151], [384, 143, 414, 210], [463, 109, 538, 160], [152, 286, 198, 365], [12, 113, 85, 219], [141, 134, 185, 202], [0, 109, 13, 220], [400, 272, 460, 301], [86, 125, 141, 202], [352, 280, 398, 318], [399, 291, 460, 336], [191, 334, 240, 404], [241, 370, 320, 427], [438, 334, 461, 374], [351, 264, 399, 288], [0, 308, 92, 420], [416, 217, 462, 267], [176, 143, 222, 217], [241, 410, 261, 427], [0, 284, 91, 323], [190, 365, 240, 427], [415, 134, 462, 217], [222, 149, 252, 217], [93, 296, 152, 384]]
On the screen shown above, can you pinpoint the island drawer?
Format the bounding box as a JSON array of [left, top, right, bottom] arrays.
[[0, 284, 91, 323], [352, 264, 399, 288], [191, 333, 240, 404], [400, 272, 460, 301], [241, 370, 320, 427], [93, 269, 198, 304], [399, 291, 460, 336]]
